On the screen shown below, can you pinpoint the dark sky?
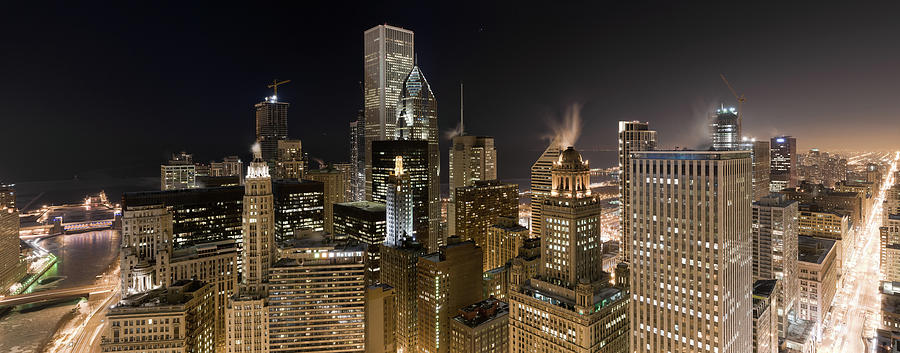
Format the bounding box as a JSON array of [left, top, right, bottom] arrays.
[[3, 2, 900, 183]]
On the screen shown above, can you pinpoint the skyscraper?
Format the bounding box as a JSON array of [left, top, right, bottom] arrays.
[[275, 139, 303, 180], [484, 216, 529, 272], [372, 140, 436, 251], [350, 110, 366, 202], [771, 136, 798, 192], [752, 140, 771, 200], [161, 151, 197, 190], [380, 238, 426, 353], [416, 238, 483, 353], [452, 180, 518, 270], [364, 24, 415, 199], [629, 150, 753, 353], [448, 135, 497, 235], [529, 141, 561, 238], [616, 121, 656, 262], [753, 193, 799, 337], [0, 205, 24, 293], [304, 166, 347, 234], [272, 179, 325, 241], [255, 95, 289, 164], [509, 147, 629, 353], [711, 105, 741, 151], [396, 65, 441, 252], [385, 156, 414, 247], [242, 143, 275, 295]]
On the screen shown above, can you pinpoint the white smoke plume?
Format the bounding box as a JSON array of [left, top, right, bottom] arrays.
[[251, 142, 261, 157], [311, 157, 326, 169], [444, 123, 463, 141], [544, 103, 583, 149]]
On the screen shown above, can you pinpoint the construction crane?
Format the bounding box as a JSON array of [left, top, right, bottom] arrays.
[[719, 74, 745, 126], [267, 79, 291, 96]]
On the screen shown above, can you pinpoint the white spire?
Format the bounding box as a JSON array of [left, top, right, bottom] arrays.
[[460, 82, 464, 136]]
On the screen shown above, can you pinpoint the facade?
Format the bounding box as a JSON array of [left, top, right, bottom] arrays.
[[350, 110, 366, 202], [797, 235, 837, 337], [484, 216, 529, 272], [334, 201, 387, 284], [275, 139, 303, 180], [161, 151, 198, 191], [123, 186, 243, 248], [481, 266, 508, 301], [225, 296, 269, 353], [752, 280, 778, 353], [0, 205, 24, 293], [770, 136, 798, 192], [752, 193, 799, 337], [372, 140, 436, 250], [448, 135, 497, 235], [101, 280, 216, 353], [797, 207, 851, 274], [363, 24, 415, 199], [711, 105, 741, 151], [380, 239, 426, 352], [395, 65, 441, 254], [629, 150, 753, 353], [0, 182, 14, 209], [120, 204, 174, 293], [507, 237, 541, 293], [882, 215, 900, 282], [449, 298, 508, 353], [385, 156, 414, 247], [453, 180, 517, 269], [365, 284, 397, 353], [616, 121, 656, 262], [510, 147, 629, 353], [242, 146, 275, 295], [304, 166, 347, 234], [255, 96, 289, 163], [210, 156, 244, 185], [272, 180, 325, 242], [530, 141, 562, 238], [416, 238, 483, 353], [751, 140, 771, 200], [268, 235, 367, 352]]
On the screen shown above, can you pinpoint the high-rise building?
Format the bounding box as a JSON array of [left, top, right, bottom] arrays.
[[617, 121, 656, 262], [304, 166, 348, 234], [255, 96, 289, 164], [449, 298, 508, 353], [448, 135, 497, 235], [752, 140, 772, 201], [120, 205, 174, 293], [385, 156, 414, 248], [453, 180, 517, 268], [272, 180, 325, 242], [752, 280, 778, 353], [351, 110, 366, 202], [380, 238, 426, 352], [771, 136, 798, 192], [267, 235, 366, 352], [752, 193, 799, 337], [484, 216, 529, 272], [334, 201, 386, 284], [510, 147, 628, 353], [417, 238, 483, 353], [161, 151, 198, 190], [797, 235, 837, 337], [225, 296, 269, 353], [710, 105, 741, 151], [275, 139, 303, 180], [123, 186, 243, 248], [507, 237, 540, 293], [364, 24, 415, 200], [210, 156, 244, 184], [0, 205, 24, 293], [365, 284, 396, 353], [0, 182, 15, 210], [529, 141, 562, 238], [333, 162, 356, 201], [242, 144, 275, 295], [101, 280, 216, 353], [881, 215, 900, 282], [395, 65, 441, 253], [372, 140, 437, 251], [629, 150, 753, 353]]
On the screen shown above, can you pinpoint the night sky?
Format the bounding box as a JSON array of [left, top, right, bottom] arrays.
[[3, 2, 900, 184]]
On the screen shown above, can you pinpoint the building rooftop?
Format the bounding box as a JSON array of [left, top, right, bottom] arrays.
[[452, 297, 509, 328], [798, 235, 835, 264], [631, 150, 751, 160], [115, 280, 207, 308], [334, 201, 386, 213], [753, 279, 777, 299], [171, 239, 237, 261]]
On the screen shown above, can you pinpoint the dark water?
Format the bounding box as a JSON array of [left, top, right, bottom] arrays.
[[12, 176, 157, 211], [36, 230, 121, 290]]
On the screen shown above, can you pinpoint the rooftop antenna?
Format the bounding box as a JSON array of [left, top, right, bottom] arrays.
[[460, 83, 464, 135]]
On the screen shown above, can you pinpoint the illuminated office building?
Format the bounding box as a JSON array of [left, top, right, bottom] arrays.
[[0, 205, 24, 293], [275, 139, 303, 180], [529, 141, 562, 238], [797, 236, 837, 337], [616, 121, 656, 262], [449, 298, 508, 353], [272, 180, 325, 242], [752, 193, 799, 337], [365, 284, 396, 353], [448, 135, 497, 235], [484, 216, 529, 272], [210, 156, 244, 185], [304, 166, 347, 234], [752, 280, 778, 353], [334, 201, 387, 284], [453, 180, 517, 268], [751, 140, 771, 201], [380, 238, 426, 352], [161, 151, 197, 191], [711, 105, 741, 151], [770, 136, 798, 192], [123, 186, 243, 248], [629, 150, 753, 353], [255, 96, 289, 163], [242, 144, 275, 295], [364, 24, 415, 199], [372, 140, 436, 251], [350, 110, 366, 202]]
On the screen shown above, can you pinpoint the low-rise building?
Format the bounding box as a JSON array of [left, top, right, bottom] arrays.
[[449, 298, 509, 353], [797, 235, 837, 337]]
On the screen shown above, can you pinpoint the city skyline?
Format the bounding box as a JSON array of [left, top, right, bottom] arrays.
[[4, 3, 900, 183]]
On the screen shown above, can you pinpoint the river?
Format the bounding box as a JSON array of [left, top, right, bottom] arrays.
[[0, 230, 120, 353]]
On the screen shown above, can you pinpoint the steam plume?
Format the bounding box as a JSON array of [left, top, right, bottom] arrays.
[[251, 142, 261, 157], [544, 103, 583, 148]]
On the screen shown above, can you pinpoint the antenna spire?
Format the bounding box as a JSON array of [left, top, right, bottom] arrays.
[[460, 83, 464, 136]]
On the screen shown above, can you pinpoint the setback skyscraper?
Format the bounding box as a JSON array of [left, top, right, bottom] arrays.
[[629, 150, 753, 353], [255, 95, 289, 164], [372, 140, 436, 251], [241, 143, 275, 295], [385, 156, 413, 247], [617, 121, 657, 262], [529, 140, 561, 238], [363, 24, 415, 199]]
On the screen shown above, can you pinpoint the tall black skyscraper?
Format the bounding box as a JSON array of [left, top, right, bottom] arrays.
[[255, 95, 289, 163]]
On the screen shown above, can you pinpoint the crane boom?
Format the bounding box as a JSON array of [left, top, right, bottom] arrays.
[[719, 74, 746, 127], [267, 79, 291, 96]]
